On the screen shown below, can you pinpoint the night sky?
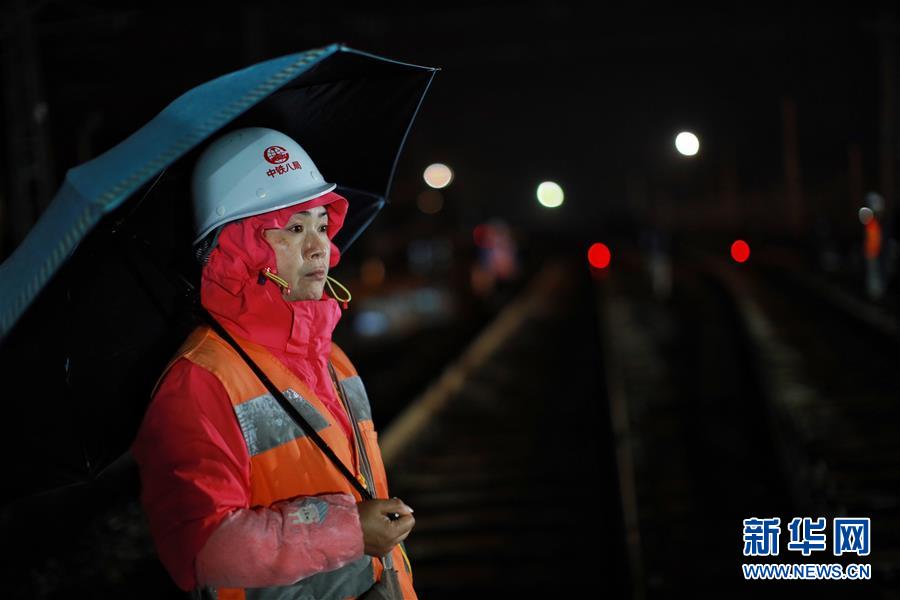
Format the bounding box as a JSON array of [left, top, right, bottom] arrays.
[[3, 2, 894, 247]]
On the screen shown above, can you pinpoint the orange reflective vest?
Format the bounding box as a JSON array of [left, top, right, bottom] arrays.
[[169, 325, 416, 600]]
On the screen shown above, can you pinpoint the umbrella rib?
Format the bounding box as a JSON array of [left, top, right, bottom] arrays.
[[382, 69, 440, 203]]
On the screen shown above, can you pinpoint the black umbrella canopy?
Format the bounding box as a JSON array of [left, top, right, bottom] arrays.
[[227, 47, 438, 251], [0, 45, 437, 509]]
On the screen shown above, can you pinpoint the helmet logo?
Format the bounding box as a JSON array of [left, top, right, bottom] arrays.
[[266, 159, 303, 179], [264, 146, 290, 165]]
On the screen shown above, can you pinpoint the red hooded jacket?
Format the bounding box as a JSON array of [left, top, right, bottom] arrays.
[[131, 191, 365, 591]]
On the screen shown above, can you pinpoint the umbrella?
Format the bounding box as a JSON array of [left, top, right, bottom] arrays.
[[0, 43, 438, 509]]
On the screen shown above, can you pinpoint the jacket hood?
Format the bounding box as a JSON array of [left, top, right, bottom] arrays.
[[200, 191, 350, 356]]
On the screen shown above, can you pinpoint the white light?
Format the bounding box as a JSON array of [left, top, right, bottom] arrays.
[[537, 181, 564, 208], [675, 131, 700, 156], [423, 163, 453, 189]]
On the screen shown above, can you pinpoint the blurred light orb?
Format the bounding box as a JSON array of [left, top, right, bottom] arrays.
[[537, 181, 564, 208], [424, 163, 453, 189], [859, 207, 874, 225], [731, 239, 751, 263], [473, 224, 491, 248], [588, 242, 611, 269], [354, 311, 389, 337], [417, 189, 444, 214], [865, 192, 884, 213], [675, 131, 700, 156], [360, 257, 386, 287]]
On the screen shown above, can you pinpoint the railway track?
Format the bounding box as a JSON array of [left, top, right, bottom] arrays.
[[384, 258, 629, 597], [586, 243, 894, 597], [732, 255, 900, 595]]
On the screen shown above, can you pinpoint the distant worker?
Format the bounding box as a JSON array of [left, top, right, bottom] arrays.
[[860, 192, 885, 299]]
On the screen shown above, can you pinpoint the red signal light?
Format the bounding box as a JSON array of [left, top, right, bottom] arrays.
[[588, 243, 611, 269], [731, 240, 750, 263]]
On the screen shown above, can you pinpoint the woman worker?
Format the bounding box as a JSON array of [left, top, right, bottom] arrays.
[[131, 127, 417, 599]]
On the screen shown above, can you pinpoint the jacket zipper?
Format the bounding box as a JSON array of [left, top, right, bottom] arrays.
[[328, 362, 396, 572], [328, 362, 377, 498]]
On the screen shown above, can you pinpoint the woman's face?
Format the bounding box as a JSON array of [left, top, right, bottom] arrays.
[[262, 206, 330, 301]]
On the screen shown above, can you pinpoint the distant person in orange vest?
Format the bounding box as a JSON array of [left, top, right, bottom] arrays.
[[860, 192, 885, 299], [131, 128, 417, 599]]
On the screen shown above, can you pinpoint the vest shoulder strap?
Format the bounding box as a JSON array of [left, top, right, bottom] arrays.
[[153, 326, 264, 404]]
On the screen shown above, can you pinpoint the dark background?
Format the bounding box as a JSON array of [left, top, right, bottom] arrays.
[[1, 2, 898, 598]]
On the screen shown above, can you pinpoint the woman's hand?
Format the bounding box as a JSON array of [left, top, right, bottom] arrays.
[[356, 498, 415, 557]]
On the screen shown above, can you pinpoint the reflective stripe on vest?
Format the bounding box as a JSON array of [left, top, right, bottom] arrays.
[[243, 555, 374, 600], [339, 376, 372, 422], [171, 327, 416, 599], [235, 389, 330, 456]]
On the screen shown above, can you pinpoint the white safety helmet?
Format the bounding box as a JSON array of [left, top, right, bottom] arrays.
[[191, 127, 336, 246]]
